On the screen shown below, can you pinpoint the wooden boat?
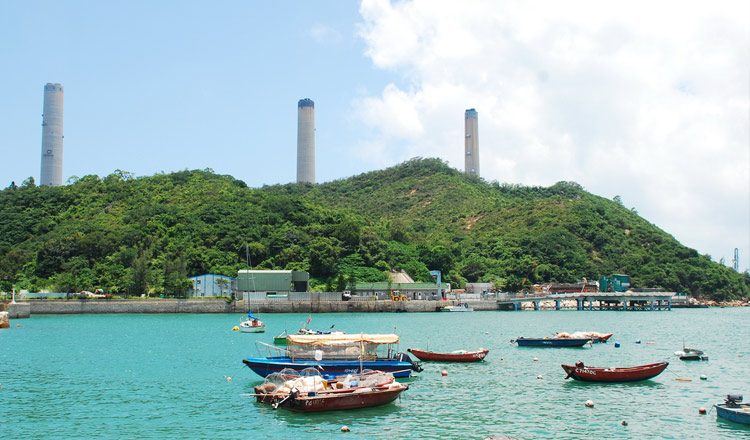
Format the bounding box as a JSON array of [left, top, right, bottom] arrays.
[[243, 333, 423, 379], [249, 369, 409, 412], [561, 361, 669, 382], [714, 394, 750, 424], [512, 337, 591, 347], [407, 348, 489, 362]]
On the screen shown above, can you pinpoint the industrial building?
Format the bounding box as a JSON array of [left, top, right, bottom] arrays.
[[236, 270, 309, 293], [40, 83, 64, 187], [189, 274, 235, 297], [464, 108, 479, 177], [296, 98, 315, 183]]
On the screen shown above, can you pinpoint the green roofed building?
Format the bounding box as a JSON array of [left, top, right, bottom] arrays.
[[237, 270, 309, 293]]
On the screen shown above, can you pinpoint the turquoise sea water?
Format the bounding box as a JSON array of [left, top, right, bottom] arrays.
[[1, 308, 749, 439]]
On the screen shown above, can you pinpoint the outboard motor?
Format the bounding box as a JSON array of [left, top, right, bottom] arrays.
[[725, 394, 743, 406], [395, 352, 423, 372]]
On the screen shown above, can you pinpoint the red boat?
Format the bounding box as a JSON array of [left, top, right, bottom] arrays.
[[561, 361, 669, 382], [250, 369, 409, 412], [407, 348, 489, 362], [272, 383, 408, 412]]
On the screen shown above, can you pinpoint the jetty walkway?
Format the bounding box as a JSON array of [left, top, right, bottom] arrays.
[[497, 291, 675, 311]]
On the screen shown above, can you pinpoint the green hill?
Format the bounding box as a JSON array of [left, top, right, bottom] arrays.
[[1, 159, 747, 301]]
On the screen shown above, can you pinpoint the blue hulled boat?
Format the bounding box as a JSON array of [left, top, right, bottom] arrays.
[[243, 333, 422, 379], [512, 337, 592, 347], [715, 394, 750, 425]]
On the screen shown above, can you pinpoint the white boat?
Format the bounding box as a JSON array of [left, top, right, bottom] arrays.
[[440, 302, 473, 312], [674, 340, 708, 360], [238, 310, 265, 333]]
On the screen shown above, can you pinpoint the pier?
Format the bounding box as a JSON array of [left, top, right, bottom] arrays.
[[497, 291, 675, 311]]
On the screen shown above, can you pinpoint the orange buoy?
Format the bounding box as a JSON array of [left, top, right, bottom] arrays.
[[675, 378, 692, 382], [441, 370, 448, 376], [698, 408, 707, 414]]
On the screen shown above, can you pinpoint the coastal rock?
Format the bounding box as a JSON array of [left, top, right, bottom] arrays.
[[0, 311, 9, 329]]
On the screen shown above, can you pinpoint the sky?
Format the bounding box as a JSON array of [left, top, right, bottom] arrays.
[[1, 0, 748, 272]]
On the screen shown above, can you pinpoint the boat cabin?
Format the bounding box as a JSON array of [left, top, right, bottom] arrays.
[[285, 334, 400, 361]]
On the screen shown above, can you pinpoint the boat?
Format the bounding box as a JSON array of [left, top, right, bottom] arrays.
[[274, 325, 345, 346], [407, 347, 489, 362], [242, 333, 423, 379], [561, 361, 669, 382], [440, 302, 474, 312], [674, 342, 708, 360], [249, 368, 409, 412], [714, 394, 750, 424], [512, 337, 592, 347], [555, 331, 613, 343], [238, 310, 265, 333]]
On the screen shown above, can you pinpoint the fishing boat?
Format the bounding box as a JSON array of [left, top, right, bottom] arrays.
[[555, 331, 613, 343], [561, 361, 669, 382], [249, 369, 409, 412], [512, 337, 592, 347], [243, 333, 423, 379], [714, 394, 750, 424], [440, 302, 473, 312], [407, 347, 489, 362], [238, 310, 265, 333], [674, 342, 708, 360]]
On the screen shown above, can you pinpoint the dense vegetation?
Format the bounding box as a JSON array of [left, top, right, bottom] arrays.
[[1, 159, 747, 301]]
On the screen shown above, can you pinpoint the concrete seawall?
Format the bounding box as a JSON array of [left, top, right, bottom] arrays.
[[23, 299, 499, 315]]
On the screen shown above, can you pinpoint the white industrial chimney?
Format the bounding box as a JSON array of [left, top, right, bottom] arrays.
[[297, 98, 315, 184], [464, 108, 479, 177], [40, 83, 64, 187]]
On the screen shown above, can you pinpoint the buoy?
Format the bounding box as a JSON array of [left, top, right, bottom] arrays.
[[699, 407, 707, 414], [646, 342, 656, 344], [232, 326, 239, 331], [635, 340, 641, 344], [675, 378, 692, 382], [341, 426, 350, 432], [485, 332, 489, 335], [16, 324, 21, 327], [536, 375, 543, 379], [622, 420, 628, 426], [441, 370, 448, 376], [226, 376, 232, 382], [585, 400, 594, 407], [533, 357, 539, 362], [614, 342, 621, 348], [700, 375, 707, 380], [500, 357, 504, 361]]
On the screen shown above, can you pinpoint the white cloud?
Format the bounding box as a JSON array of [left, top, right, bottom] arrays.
[[355, 0, 750, 269]]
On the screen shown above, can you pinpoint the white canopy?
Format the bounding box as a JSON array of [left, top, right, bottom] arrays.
[[286, 333, 400, 346]]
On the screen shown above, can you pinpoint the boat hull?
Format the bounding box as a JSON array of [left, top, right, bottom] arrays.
[[715, 404, 750, 424], [242, 357, 415, 378], [407, 348, 489, 362], [240, 325, 265, 333], [279, 385, 408, 412], [561, 362, 669, 382], [515, 338, 591, 347]]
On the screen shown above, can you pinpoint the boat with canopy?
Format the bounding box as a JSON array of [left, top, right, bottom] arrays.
[[242, 333, 423, 379]]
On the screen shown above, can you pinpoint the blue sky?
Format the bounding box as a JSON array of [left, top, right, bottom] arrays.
[[2, 0, 748, 272]]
